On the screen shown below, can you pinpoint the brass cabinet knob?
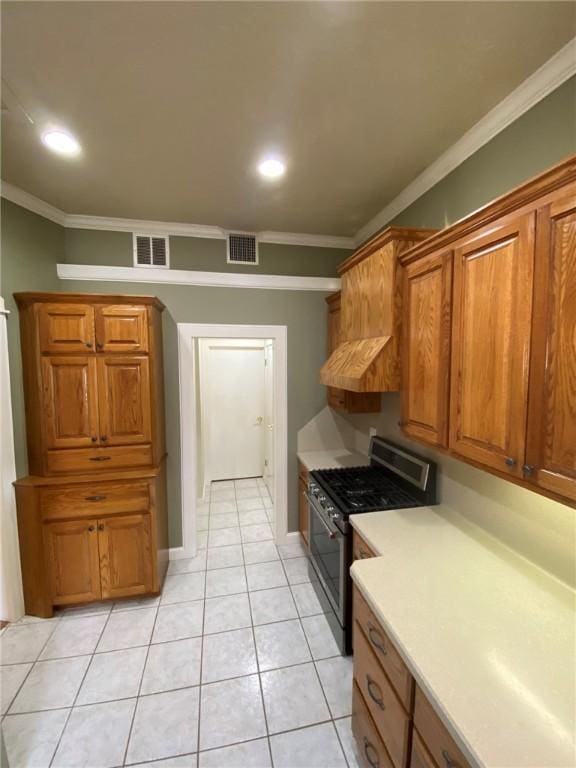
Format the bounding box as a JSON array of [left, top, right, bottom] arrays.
[[88, 525, 95, 532], [98, 523, 105, 531]]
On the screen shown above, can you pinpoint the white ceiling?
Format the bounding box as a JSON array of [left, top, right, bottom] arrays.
[[1, 1, 574, 237]]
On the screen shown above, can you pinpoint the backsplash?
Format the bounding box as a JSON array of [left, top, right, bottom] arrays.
[[340, 394, 576, 589]]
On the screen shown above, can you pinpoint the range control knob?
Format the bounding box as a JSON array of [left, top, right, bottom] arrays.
[[319, 495, 327, 502]]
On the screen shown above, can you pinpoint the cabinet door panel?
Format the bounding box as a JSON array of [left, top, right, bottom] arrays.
[[402, 250, 452, 447], [38, 304, 95, 353], [526, 195, 576, 500], [98, 514, 153, 599], [450, 215, 535, 476], [95, 305, 149, 353], [42, 357, 100, 449], [43, 519, 101, 605], [97, 357, 152, 446]]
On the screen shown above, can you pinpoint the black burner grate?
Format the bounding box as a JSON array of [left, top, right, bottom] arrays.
[[312, 466, 419, 516]]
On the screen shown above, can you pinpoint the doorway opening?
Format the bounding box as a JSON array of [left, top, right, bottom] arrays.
[[177, 324, 288, 558]]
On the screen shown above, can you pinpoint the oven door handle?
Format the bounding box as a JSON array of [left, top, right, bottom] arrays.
[[305, 493, 340, 539]]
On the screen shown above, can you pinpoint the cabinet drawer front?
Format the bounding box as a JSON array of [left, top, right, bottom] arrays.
[[353, 622, 411, 768], [41, 483, 150, 521], [414, 687, 470, 768], [46, 445, 153, 474], [354, 589, 413, 710], [352, 682, 394, 768], [353, 531, 377, 561]]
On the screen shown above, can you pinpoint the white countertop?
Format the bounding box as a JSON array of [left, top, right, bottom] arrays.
[[297, 448, 367, 472], [350, 506, 576, 768]]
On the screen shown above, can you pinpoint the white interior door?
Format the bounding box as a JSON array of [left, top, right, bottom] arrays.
[[264, 341, 274, 497], [202, 341, 265, 481]]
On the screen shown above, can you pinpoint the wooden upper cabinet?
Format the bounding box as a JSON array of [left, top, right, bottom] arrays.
[[526, 193, 576, 501], [97, 356, 152, 446], [402, 250, 452, 447], [38, 303, 95, 353], [449, 214, 536, 476], [43, 518, 101, 605], [95, 305, 149, 354], [98, 513, 153, 599], [42, 356, 100, 449]]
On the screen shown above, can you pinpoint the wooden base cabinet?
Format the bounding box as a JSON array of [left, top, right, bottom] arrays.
[[399, 157, 576, 506], [15, 466, 168, 617], [352, 586, 471, 768], [14, 292, 168, 617]]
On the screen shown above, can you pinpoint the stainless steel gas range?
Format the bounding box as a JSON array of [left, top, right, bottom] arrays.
[[306, 438, 437, 655]]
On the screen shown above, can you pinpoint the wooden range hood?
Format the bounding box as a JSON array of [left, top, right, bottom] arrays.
[[320, 227, 437, 392]]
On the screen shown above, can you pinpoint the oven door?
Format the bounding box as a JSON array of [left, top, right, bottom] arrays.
[[307, 493, 347, 626]]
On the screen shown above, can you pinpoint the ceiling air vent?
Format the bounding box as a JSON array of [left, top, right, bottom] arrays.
[[227, 233, 259, 266], [133, 234, 170, 268]]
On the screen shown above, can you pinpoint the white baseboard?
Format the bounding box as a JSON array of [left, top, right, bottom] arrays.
[[168, 546, 196, 561]]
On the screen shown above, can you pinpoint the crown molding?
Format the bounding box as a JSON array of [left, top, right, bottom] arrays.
[[1, 182, 354, 249], [57, 263, 341, 292], [355, 37, 576, 245], [1, 181, 66, 226]]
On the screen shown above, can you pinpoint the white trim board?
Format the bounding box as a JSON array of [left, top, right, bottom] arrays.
[[57, 263, 341, 292], [0, 181, 354, 250], [355, 37, 576, 244], [177, 323, 289, 559]]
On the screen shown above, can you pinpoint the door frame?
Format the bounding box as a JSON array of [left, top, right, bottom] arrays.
[[177, 323, 288, 558]]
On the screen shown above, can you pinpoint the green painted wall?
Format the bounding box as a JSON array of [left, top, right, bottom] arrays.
[[1, 198, 64, 476], [64, 228, 348, 276], [389, 76, 576, 230]]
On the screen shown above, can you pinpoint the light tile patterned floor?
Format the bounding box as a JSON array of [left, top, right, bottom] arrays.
[[0, 478, 361, 768]]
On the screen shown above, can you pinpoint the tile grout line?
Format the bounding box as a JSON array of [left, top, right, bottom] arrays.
[[48, 605, 116, 767], [194, 505, 210, 768], [279, 549, 352, 768], [121, 600, 162, 766], [235, 479, 275, 768]]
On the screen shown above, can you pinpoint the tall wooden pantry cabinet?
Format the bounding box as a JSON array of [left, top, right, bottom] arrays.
[[13, 293, 169, 617]]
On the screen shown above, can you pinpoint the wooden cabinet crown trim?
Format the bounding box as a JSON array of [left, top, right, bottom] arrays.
[[14, 292, 165, 311], [399, 154, 576, 266], [339, 227, 438, 274]]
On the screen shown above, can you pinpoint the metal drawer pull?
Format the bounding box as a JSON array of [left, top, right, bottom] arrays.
[[89, 456, 111, 462], [85, 495, 106, 502], [363, 738, 380, 768], [366, 675, 385, 710], [367, 623, 387, 656], [442, 750, 458, 768]]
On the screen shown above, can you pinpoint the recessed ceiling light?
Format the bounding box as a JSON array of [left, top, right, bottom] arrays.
[[41, 130, 81, 156], [258, 158, 285, 179]]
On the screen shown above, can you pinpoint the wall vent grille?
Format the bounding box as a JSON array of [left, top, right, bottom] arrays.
[[227, 233, 259, 265], [133, 234, 170, 268]]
